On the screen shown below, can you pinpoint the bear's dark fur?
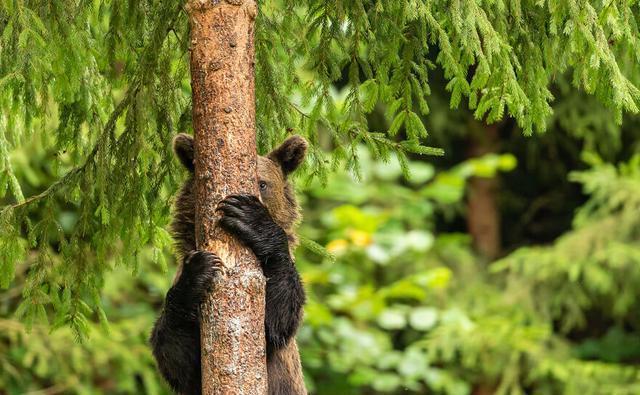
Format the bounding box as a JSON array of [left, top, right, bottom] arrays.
[[150, 133, 308, 395]]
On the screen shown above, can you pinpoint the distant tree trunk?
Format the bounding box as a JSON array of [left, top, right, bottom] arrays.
[[466, 121, 501, 260], [472, 384, 496, 395], [186, 1, 267, 394]]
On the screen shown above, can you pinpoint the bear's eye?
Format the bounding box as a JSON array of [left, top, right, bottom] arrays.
[[259, 181, 267, 191]]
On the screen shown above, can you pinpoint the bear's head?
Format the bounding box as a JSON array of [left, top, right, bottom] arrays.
[[172, 133, 307, 236]]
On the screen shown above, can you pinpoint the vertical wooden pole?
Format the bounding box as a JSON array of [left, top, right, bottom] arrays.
[[186, 1, 267, 394]]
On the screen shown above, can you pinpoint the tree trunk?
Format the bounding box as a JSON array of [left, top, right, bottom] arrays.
[[466, 121, 501, 260], [186, 1, 267, 394]]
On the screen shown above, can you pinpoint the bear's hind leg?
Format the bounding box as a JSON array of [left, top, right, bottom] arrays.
[[150, 251, 223, 395]]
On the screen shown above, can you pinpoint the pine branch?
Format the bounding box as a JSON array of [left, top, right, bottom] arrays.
[[288, 100, 312, 119], [1, 83, 138, 215], [0, 2, 183, 215]]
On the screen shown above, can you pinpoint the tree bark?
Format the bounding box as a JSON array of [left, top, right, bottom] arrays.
[[186, 1, 267, 394], [466, 121, 501, 260]]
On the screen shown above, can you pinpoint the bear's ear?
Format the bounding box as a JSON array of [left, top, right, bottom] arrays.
[[173, 133, 195, 172], [267, 135, 308, 176]]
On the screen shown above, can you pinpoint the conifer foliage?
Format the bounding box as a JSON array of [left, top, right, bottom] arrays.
[[1, 0, 640, 342]]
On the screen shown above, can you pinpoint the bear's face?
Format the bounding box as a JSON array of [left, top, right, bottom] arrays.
[[172, 133, 307, 234], [257, 156, 298, 233]]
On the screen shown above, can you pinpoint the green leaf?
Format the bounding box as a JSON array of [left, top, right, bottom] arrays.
[[377, 308, 407, 330], [409, 307, 438, 331]]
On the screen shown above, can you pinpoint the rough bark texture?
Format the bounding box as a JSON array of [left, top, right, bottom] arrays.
[[466, 121, 501, 260], [186, 1, 267, 394]]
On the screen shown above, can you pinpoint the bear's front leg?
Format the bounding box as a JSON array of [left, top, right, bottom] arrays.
[[217, 194, 306, 355], [150, 251, 223, 395], [216, 194, 290, 260]]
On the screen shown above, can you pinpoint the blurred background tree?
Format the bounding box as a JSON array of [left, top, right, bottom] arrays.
[[1, 1, 640, 394]]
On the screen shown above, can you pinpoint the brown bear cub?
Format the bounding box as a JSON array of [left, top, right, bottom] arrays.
[[151, 133, 308, 395]]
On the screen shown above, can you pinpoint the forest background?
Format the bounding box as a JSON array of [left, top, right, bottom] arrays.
[[1, 2, 640, 394]]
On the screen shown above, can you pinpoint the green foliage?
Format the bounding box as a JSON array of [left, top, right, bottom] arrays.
[[275, 0, 640, 138], [296, 151, 513, 394], [493, 155, 640, 333], [0, 253, 170, 394], [1, 1, 188, 339], [296, 153, 640, 395]]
